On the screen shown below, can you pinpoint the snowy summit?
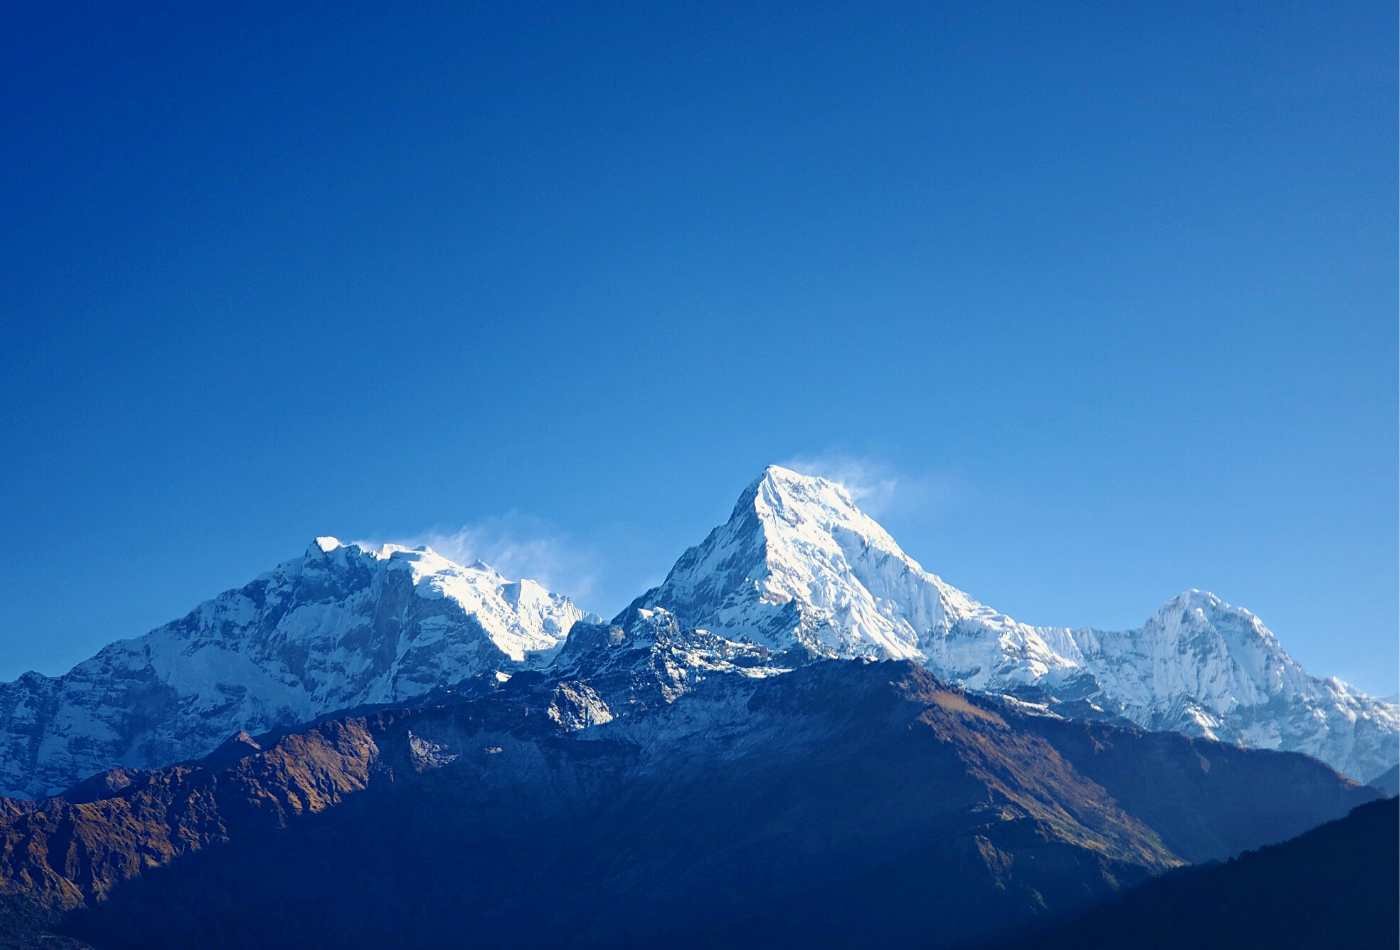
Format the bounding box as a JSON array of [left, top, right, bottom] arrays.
[[0, 540, 587, 797]]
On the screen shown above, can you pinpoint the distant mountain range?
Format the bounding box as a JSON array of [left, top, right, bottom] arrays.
[[2, 465, 1393, 798]]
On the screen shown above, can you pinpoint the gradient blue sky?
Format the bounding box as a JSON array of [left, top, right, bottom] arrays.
[[2, 3, 1396, 693]]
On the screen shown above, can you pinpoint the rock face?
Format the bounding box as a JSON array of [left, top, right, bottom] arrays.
[[550, 605, 786, 716], [637, 465, 1400, 780], [0, 661, 1377, 949], [0, 539, 586, 798]]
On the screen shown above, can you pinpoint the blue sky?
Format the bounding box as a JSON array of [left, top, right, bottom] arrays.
[[2, 3, 1395, 693]]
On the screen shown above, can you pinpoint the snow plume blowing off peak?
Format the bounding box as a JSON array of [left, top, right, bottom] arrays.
[[635, 464, 1399, 781]]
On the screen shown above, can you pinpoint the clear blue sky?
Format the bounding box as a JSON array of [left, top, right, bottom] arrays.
[[2, 3, 1395, 694]]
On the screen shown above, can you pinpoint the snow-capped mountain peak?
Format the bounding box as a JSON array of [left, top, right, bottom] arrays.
[[0, 538, 588, 798], [637, 465, 1073, 680], [1153, 588, 1272, 637], [1074, 590, 1299, 716], [638, 465, 1398, 780], [296, 539, 585, 663], [1075, 587, 1400, 780]]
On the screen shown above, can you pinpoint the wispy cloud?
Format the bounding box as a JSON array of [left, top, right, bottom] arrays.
[[368, 511, 599, 603], [776, 451, 959, 518]]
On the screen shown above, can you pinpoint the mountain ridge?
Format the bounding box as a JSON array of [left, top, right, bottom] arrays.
[[1, 464, 1394, 798], [0, 540, 588, 797], [0, 660, 1377, 949], [637, 465, 1399, 779]]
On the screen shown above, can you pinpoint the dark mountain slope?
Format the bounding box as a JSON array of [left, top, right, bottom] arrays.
[[985, 797, 1399, 950], [1369, 763, 1399, 796], [0, 662, 1376, 949], [1025, 714, 1374, 861], [0, 892, 89, 949]]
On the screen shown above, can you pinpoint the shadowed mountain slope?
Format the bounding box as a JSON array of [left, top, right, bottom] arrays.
[[984, 797, 1399, 950], [0, 661, 1374, 949], [1368, 763, 1399, 796]]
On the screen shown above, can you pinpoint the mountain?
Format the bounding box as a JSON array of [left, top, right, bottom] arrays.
[[985, 797, 1399, 950], [0, 661, 1376, 949], [2, 463, 1392, 800], [1369, 764, 1399, 797], [0, 539, 586, 798], [637, 465, 1400, 779]]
